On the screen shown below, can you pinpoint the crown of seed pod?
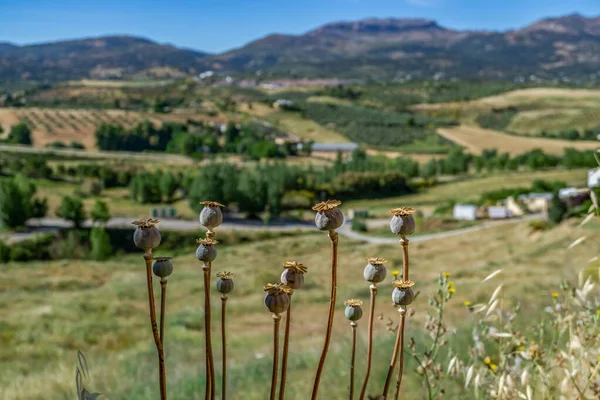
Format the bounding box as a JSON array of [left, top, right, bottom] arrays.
[[389, 207, 416, 236], [392, 280, 416, 306], [363, 257, 388, 283], [344, 299, 364, 321], [199, 201, 224, 230], [264, 283, 292, 314], [196, 238, 219, 262], [312, 200, 344, 232], [281, 261, 307, 290], [216, 271, 235, 294], [132, 218, 162, 250], [152, 256, 173, 279]]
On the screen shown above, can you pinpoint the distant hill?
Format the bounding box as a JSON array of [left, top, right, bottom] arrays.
[[0, 36, 209, 81], [206, 13, 600, 80], [3, 13, 600, 81]]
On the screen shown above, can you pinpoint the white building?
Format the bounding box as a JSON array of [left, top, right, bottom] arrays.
[[453, 204, 478, 221], [488, 206, 511, 219], [588, 169, 600, 188]]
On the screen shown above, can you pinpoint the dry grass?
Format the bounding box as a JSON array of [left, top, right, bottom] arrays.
[[345, 168, 587, 216], [437, 125, 599, 156], [2, 218, 598, 399], [415, 88, 600, 112], [507, 107, 600, 134]]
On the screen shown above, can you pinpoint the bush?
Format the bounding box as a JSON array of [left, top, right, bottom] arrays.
[[57, 196, 87, 228], [91, 227, 112, 261], [351, 218, 368, 232], [91, 200, 111, 224]]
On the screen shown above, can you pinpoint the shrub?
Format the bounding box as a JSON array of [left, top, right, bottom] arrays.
[[57, 196, 87, 228], [351, 218, 368, 232], [90, 227, 112, 261]]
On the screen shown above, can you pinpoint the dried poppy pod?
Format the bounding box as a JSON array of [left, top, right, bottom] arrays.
[[216, 271, 235, 294], [280, 261, 307, 290], [264, 283, 292, 314], [313, 200, 344, 232], [389, 207, 416, 236], [363, 257, 388, 283], [199, 201, 224, 230], [132, 218, 162, 250], [152, 256, 173, 279], [344, 299, 364, 322], [196, 238, 218, 262], [392, 280, 416, 306]]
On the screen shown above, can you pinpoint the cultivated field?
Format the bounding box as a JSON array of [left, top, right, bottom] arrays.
[[0, 107, 210, 149], [437, 125, 599, 156], [3, 218, 598, 399]]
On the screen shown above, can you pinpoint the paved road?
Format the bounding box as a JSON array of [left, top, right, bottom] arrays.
[[6, 214, 544, 245]]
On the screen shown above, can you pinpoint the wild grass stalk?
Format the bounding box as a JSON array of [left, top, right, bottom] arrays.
[[311, 200, 343, 400]]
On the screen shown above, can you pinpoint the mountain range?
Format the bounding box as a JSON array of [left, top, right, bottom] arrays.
[[2, 13, 600, 81]]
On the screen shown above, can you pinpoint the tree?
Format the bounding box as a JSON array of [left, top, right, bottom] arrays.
[[188, 167, 225, 212], [0, 179, 27, 228], [0, 176, 47, 229], [237, 170, 265, 217], [91, 200, 111, 225], [549, 192, 567, 225], [7, 123, 32, 145], [57, 196, 86, 228], [159, 171, 178, 202], [90, 227, 112, 261]]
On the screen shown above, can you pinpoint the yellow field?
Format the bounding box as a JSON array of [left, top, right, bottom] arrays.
[[0, 108, 210, 149], [437, 125, 599, 156]]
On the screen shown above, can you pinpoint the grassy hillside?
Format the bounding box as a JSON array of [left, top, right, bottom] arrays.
[[3, 218, 599, 399]]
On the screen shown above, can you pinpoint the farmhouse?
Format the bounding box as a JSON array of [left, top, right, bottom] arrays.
[[488, 206, 511, 219], [308, 143, 359, 153], [588, 168, 600, 188], [453, 204, 478, 221]]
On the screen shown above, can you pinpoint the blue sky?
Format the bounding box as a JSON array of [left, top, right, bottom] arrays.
[[0, 0, 599, 53]]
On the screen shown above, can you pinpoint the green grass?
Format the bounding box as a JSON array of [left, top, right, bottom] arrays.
[[3, 217, 599, 399]]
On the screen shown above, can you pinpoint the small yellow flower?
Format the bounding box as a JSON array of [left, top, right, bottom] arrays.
[[483, 356, 491, 365], [597, 355, 600, 361], [448, 288, 456, 294], [490, 364, 498, 373], [392, 270, 400, 276], [518, 346, 525, 351], [464, 301, 471, 307], [443, 272, 451, 277], [447, 281, 454, 287], [596, 309, 600, 315], [551, 292, 559, 298]]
